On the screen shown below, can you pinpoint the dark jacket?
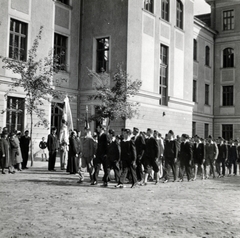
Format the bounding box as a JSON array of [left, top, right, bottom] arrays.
[[121, 139, 136, 162], [134, 134, 145, 159], [107, 140, 120, 162], [96, 133, 108, 158], [180, 141, 193, 164], [164, 140, 178, 159], [47, 134, 58, 152], [145, 137, 159, 160]]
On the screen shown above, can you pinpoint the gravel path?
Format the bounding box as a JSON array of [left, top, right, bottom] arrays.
[[0, 162, 240, 238]]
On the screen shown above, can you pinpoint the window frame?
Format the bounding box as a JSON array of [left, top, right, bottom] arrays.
[[159, 44, 168, 106], [222, 85, 233, 106], [223, 10, 234, 31], [176, 0, 183, 29], [223, 48, 234, 68], [9, 18, 28, 61], [205, 45, 210, 66], [193, 79, 197, 103], [161, 0, 169, 22], [205, 84, 209, 105], [204, 123, 209, 139], [193, 39, 197, 61], [56, 0, 69, 5], [6, 96, 25, 133], [144, 0, 154, 14], [192, 121, 196, 137], [222, 124, 233, 141], [96, 37, 110, 73], [54, 33, 68, 71]]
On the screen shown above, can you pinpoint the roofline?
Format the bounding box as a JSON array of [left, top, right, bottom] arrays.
[[194, 16, 217, 35]]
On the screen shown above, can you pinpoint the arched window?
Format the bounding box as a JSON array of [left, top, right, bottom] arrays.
[[223, 48, 234, 68], [205, 46, 210, 66], [193, 39, 197, 61], [176, 0, 183, 29]]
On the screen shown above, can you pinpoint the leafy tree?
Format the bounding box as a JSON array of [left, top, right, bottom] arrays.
[[88, 65, 142, 128], [0, 26, 66, 166]]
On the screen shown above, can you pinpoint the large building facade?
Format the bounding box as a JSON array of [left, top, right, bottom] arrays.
[[0, 0, 80, 153], [1, 0, 240, 155]]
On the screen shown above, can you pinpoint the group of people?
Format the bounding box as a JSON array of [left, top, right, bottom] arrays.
[[2, 123, 240, 189], [0, 127, 31, 174], [51, 124, 240, 188]]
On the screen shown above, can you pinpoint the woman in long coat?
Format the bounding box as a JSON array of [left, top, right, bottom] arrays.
[[1, 131, 15, 174], [11, 131, 23, 171], [67, 131, 79, 174]]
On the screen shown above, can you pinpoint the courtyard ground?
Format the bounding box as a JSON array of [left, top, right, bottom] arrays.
[[0, 161, 240, 238]]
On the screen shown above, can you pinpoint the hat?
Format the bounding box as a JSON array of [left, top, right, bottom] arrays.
[[147, 128, 153, 133], [108, 129, 115, 136], [124, 129, 131, 135], [168, 130, 174, 136], [133, 127, 139, 133]]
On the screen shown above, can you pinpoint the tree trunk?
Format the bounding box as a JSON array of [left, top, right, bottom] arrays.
[[30, 111, 33, 166]]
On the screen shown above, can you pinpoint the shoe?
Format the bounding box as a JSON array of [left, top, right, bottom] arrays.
[[178, 179, 183, 182], [188, 178, 194, 182], [193, 177, 196, 181], [25, 167, 29, 169], [2, 171, 5, 174], [90, 181, 97, 185], [131, 183, 138, 188], [9, 171, 15, 174], [103, 182, 108, 187], [115, 184, 124, 188], [163, 179, 168, 183], [77, 180, 83, 184], [140, 182, 147, 186], [172, 180, 177, 182]]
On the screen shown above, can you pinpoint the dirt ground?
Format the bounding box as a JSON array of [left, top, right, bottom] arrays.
[[1, 161, 240, 238]]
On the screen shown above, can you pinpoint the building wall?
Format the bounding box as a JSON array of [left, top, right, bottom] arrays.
[[193, 18, 215, 138], [125, 0, 194, 136], [209, 0, 240, 139], [0, 0, 80, 155]]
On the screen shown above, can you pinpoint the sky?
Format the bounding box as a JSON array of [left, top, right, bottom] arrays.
[[194, 0, 211, 15]]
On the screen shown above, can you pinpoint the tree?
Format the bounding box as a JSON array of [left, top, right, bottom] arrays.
[[88, 65, 142, 128], [0, 26, 66, 166]]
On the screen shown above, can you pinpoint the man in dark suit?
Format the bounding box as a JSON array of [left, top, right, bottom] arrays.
[[216, 136, 228, 177], [91, 125, 108, 185], [47, 127, 58, 171], [142, 128, 160, 185], [179, 134, 193, 182], [163, 130, 178, 183], [115, 129, 138, 188], [20, 130, 31, 169], [132, 127, 145, 183]]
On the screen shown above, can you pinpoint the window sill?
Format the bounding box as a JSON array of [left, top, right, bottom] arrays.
[[204, 104, 210, 107], [159, 17, 170, 25], [205, 64, 211, 69], [194, 60, 199, 63], [142, 8, 156, 18], [174, 26, 185, 33], [220, 105, 234, 108], [221, 67, 235, 70], [55, 1, 73, 10]]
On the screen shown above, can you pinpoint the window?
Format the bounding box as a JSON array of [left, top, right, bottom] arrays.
[[222, 124, 233, 141], [193, 80, 197, 102], [56, 0, 69, 5], [9, 18, 28, 61], [144, 0, 154, 13], [6, 97, 25, 133], [159, 44, 168, 106], [96, 37, 109, 73], [176, 0, 183, 29], [192, 121, 196, 137], [223, 48, 234, 68], [205, 84, 209, 105], [161, 0, 169, 21], [222, 86, 233, 106], [54, 33, 67, 70], [193, 39, 197, 61], [205, 46, 210, 66], [204, 123, 209, 139], [51, 103, 64, 137], [223, 10, 234, 31]]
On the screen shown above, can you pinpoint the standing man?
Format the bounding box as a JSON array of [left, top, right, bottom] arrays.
[[91, 125, 108, 185], [192, 135, 205, 180], [132, 127, 145, 184], [78, 127, 95, 183], [163, 130, 178, 183], [115, 129, 138, 188], [142, 128, 160, 185], [47, 127, 58, 171], [179, 134, 193, 182], [216, 137, 228, 177], [205, 135, 219, 179], [20, 130, 31, 169]]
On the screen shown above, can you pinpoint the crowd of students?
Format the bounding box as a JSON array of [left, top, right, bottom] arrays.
[[62, 125, 240, 188], [2, 124, 240, 189]]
